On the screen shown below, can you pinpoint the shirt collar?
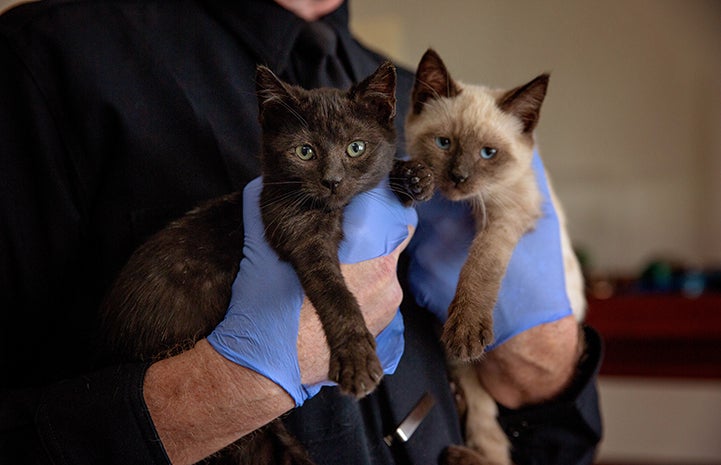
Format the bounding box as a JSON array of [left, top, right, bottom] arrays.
[[203, 0, 352, 79]]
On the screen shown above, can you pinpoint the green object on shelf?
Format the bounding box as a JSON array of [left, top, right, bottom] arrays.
[[640, 260, 674, 291]]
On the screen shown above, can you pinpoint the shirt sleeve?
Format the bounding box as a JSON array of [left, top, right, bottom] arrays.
[[497, 325, 604, 465], [37, 364, 170, 465], [1, 364, 170, 465]]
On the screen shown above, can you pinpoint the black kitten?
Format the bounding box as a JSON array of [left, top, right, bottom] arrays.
[[97, 62, 431, 464], [259, 61, 407, 396]]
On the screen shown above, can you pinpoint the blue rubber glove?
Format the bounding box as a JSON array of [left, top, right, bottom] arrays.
[[407, 149, 572, 350], [207, 177, 417, 407]]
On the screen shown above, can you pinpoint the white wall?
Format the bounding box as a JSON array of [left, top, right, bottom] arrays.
[[598, 378, 721, 464], [350, 0, 721, 275]]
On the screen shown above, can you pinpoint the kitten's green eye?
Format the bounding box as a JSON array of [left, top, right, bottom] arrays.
[[346, 140, 366, 158], [295, 144, 315, 160], [480, 147, 498, 159], [434, 136, 451, 150]]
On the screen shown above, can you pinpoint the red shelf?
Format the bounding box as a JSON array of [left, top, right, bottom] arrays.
[[585, 294, 721, 379]]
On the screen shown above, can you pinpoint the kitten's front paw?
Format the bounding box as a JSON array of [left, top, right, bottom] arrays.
[[329, 331, 383, 398], [390, 160, 435, 206], [441, 300, 494, 361], [441, 445, 491, 465]]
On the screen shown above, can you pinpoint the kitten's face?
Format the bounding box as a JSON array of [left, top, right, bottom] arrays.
[[257, 63, 397, 210], [406, 49, 548, 202]]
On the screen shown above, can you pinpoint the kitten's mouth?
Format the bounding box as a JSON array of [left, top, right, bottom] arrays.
[[316, 192, 351, 211], [440, 181, 475, 201]]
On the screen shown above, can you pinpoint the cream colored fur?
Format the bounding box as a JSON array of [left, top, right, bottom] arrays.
[[405, 49, 586, 465]]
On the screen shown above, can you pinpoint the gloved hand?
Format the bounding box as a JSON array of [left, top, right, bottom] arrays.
[[207, 177, 417, 407], [407, 149, 572, 350]]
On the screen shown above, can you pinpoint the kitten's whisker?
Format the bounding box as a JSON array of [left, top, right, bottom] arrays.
[[261, 180, 304, 186], [361, 190, 415, 220], [258, 89, 310, 130], [416, 78, 443, 102], [472, 195, 489, 232], [262, 192, 310, 240], [259, 193, 313, 229], [415, 78, 457, 127], [277, 98, 309, 130], [493, 188, 525, 213], [384, 184, 415, 202], [260, 190, 302, 210]]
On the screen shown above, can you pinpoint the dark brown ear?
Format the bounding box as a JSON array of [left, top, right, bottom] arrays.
[[351, 61, 397, 123], [497, 73, 549, 134], [255, 65, 297, 123], [411, 48, 461, 115]]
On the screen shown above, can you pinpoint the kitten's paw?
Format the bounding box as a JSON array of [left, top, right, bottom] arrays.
[[390, 160, 435, 205], [329, 332, 383, 398], [404, 161, 435, 201], [441, 445, 492, 465], [442, 302, 494, 361]]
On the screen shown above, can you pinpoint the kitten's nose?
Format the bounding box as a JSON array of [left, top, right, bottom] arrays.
[[322, 177, 342, 193], [450, 171, 468, 185]]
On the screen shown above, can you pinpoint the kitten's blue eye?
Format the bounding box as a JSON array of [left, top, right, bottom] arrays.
[[295, 144, 315, 160], [480, 147, 498, 159], [346, 140, 366, 158], [434, 136, 451, 150]]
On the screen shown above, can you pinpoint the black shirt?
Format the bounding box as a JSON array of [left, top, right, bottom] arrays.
[[0, 1, 602, 463]]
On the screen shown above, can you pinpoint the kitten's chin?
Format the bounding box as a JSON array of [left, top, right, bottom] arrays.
[[440, 184, 477, 202], [318, 195, 351, 212]]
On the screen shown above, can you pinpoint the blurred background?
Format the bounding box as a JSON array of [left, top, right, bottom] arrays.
[[2, 0, 720, 463], [351, 2, 721, 464], [350, 0, 721, 276]]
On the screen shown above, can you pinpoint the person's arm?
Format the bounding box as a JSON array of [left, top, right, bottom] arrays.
[[477, 314, 583, 408], [145, 228, 412, 465], [493, 324, 603, 465], [144, 337, 293, 465]]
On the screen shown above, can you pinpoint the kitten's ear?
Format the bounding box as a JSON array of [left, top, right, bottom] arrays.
[[411, 49, 461, 115], [255, 65, 297, 124], [498, 73, 549, 134], [350, 61, 397, 124]]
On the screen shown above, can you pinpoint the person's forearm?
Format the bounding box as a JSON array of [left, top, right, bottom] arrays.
[[145, 229, 413, 464], [476, 315, 582, 408], [143, 339, 294, 465]]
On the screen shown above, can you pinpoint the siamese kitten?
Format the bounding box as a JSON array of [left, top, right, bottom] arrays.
[[98, 62, 428, 465], [405, 49, 586, 465]]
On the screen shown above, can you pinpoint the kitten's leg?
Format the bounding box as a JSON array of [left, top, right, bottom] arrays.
[[441, 222, 515, 360], [441, 164, 543, 361], [449, 363, 512, 465], [389, 159, 435, 206], [292, 245, 383, 398]]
